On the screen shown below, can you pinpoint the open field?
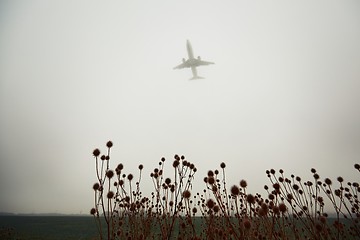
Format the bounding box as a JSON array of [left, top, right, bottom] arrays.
[[0, 216, 99, 240], [1, 216, 357, 240]]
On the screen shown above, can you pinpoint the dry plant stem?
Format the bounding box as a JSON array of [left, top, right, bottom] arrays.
[[167, 166, 180, 239], [95, 157, 101, 184], [222, 168, 230, 215], [94, 192, 103, 239], [107, 173, 111, 240], [212, 188, 240, 239], [91, 142, 360, 240], [93, 157, 103, 238]]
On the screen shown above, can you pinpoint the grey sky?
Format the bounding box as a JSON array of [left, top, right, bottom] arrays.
[[0, 1, 359, 214]]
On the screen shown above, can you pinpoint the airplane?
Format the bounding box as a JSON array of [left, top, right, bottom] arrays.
[[173, 40, 214, 80]]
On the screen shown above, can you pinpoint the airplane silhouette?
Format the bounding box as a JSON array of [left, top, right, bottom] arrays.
[[173, 40, 214, 80]]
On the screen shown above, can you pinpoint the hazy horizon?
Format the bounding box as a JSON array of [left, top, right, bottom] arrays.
[[1, 1, 360, 214]]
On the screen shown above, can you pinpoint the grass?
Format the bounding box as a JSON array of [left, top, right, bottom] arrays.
[[90, 141, 360, 239]]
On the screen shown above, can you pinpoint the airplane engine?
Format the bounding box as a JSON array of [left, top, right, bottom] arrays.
[[197, 56, 201, 60], [182, 58, 185, 63]]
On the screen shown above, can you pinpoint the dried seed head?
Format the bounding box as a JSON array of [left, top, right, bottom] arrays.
[[118, 180, 123, 187], [107, 191, 114, 199], [183, 190, 191, 199], [127, 174, 133, 181], [269, 194, 274, 200], [165, 178, 171, 185], [231, 185, 240, 196], [334, 189, 341, 197], [106, 141, 113, 148], [206, 199, 215, 209], [287, 193, 293, 201], [92, 149, 100, 157], [261, 203, 268, 211], [106, 170, 114, 179], [246, 194, 255, 204], [258, 208, 266, 217], [117, 163, 123, 171], [279, 203, 287, 213], [273, 183, 280, 190], [90, 208, 96, 215], [325, 178, 332, 185], [213, 205, 220, 213], [173, 160, 180, 168], [273, 206, 280, 215], [220, 162, 226, 169], [93, 183, 100, 191], [208, 177, 215, 185], [240, 179, 247, 188]]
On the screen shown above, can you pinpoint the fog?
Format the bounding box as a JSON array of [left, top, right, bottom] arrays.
[[0, 1, 359, 214]]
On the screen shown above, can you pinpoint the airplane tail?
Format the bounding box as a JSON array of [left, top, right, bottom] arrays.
[[190, 76, 204, 80]]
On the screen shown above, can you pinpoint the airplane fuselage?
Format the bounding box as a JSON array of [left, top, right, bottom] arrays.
[[186, 40, 195, 59]]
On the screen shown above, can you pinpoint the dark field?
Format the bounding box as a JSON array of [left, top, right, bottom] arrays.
[[0, 216, 99, 240], [1, 216, 358, 239]]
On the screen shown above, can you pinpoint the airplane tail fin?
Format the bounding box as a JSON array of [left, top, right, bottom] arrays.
[[190, 76, 204, 80]]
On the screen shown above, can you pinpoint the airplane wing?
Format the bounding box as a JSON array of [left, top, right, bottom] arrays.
[[174, 59, 214, 69], [173, 62, 187, 69], [173, 59, 191, 69], [195, 60, 214, 66]]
